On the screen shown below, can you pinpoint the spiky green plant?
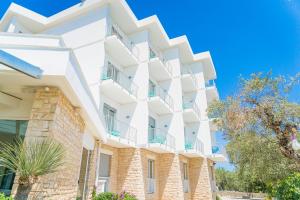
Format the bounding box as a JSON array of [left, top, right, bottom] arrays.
[[0, 137, 65, 186]]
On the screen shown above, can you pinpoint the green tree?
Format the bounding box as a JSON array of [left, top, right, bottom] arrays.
[[208, 72, 300, 163], [0, 137, 65, 200]]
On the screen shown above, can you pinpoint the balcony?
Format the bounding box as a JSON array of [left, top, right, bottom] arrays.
[[205, 80, 219, 105], [148, 46, 172, 81], [182, 98, 201, 122], [181, 66, 198, 92], [148, 86, 173, 115], [105, 23, 138, 66], [100, 62, 138, 104], [181, 138, 204, 157], [209, 146, 227, 162], [104, 117, 137, 148], [146, 128, 175, 153]]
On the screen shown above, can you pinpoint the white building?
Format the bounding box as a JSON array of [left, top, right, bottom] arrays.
[[0, 0, 225, 199]]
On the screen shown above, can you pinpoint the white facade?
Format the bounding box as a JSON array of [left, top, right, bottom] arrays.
[[0, 0, 223, 160]]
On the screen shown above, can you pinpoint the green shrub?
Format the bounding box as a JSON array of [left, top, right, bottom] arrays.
[[93, 192, 118, 200], [275, 173, 300, 200], [216, 195, 221, 200], [92, 191, 137, 200], [0, 193, 13, 200], [118, 191, 137, 200]]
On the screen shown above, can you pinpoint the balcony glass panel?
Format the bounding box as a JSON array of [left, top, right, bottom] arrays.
[[103, 115, 137, 144], [149, 46, 173, 76], [101, 61, 138, 97], [182, 98, 200, 115], [148, 128, 175, 149], [185, 138, 204, 154], [148, 83, 173, 110]]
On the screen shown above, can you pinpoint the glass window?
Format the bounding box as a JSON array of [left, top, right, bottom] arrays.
[[183, 163, 188, 180], [148, 159, 155, 179], [0, 120, 28, 195], [99, 153, 111, 178]]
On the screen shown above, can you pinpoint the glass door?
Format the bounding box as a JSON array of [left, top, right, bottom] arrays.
[[148, 80, 156, 97], [103, 104, 117, 133], [148, 116, 156, 142], [107, 61, 119, 82]]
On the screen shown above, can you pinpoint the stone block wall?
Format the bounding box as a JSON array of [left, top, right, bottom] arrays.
[[158, 154, 184, 200], [12, 87, 85, 200], [189, 157, 214, 200]]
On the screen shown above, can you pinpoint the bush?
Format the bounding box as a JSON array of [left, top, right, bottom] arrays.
[[93, 191, 137, 200], [0, 193, 13, 200], [216, 195, 221, 200], [274, 173, 300, 200], [93, 192, 118, 200]]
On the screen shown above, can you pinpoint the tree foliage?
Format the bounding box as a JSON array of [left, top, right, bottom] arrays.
[[209, 72, 300, 163]]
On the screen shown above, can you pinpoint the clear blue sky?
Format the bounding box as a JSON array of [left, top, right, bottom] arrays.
[[1, 0, 299, 170]]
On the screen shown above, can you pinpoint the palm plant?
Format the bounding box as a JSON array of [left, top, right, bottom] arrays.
[[0, 137, 65, 200]]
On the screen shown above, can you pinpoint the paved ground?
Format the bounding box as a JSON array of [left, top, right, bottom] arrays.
[[221, 197, 264, 200]]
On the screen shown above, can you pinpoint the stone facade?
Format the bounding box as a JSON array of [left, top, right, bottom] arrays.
[[12, 87, 86, 200], [98, 145, 215, 200], [189, 157, 214, 200]]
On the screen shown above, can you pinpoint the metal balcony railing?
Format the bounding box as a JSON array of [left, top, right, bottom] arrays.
[[148, 85, 173, 110], [104, 116, 137, 144], [182, 98, 201, 118], [185, 138, 204, 154], [149, 46, 173, 76], [101, 61, 139, 98], [147, 178, 155, 194], [148, 128, 175, 149]]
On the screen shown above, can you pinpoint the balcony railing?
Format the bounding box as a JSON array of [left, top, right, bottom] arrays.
[[148, 128, 175, 149], [149, 85, 173, 110], [104, 116, 137, 144], [181, 66, 198, 88], [205, 80, 216, 88], [185, 138, 204, 154], [182, 98, 201, 117], [147, 178, 155, 194], [101, 61, 138, 97], [107, 22, 135, 54], [149, 46, 173, 76]]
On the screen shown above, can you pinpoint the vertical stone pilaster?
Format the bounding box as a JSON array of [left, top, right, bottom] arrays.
[[189, 157, 214, 200], [158, 153, 184, 200], [117, 148, 145, 200], [12, 87, 85, 200]]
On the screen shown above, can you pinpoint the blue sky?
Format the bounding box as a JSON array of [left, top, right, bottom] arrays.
[[1, 0, 299, 170]]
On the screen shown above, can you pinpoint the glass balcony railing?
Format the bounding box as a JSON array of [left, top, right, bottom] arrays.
[[149, 46, 173, 76], [101, 61, 138, 98], [182, 98, 200, 117], [148, 85, 173, 110], [148, 128, 175, 149], [181, 66, 197, 87], [107, 22, 135, 52], [104, 116, 137, 144], [185, 138, 204, 154], [205, 80, 216, 88]]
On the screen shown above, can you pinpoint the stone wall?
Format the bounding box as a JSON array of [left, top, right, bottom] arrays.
[[12, 87, 85, 200], [158, 154, 184, 200], [189, 157, 214, 200]]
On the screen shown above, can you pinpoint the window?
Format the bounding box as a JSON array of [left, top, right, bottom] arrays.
[[147, 159, 155, 193], [0, 120, 28, 195], [148, 80, 156, 97], [182, 162, 189, 193], [98, 153, 112, 192]]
